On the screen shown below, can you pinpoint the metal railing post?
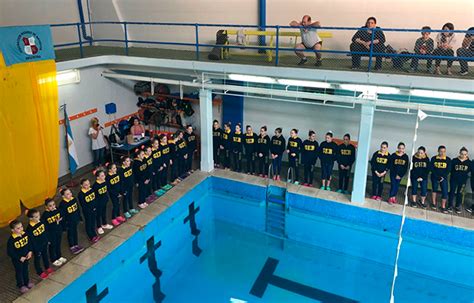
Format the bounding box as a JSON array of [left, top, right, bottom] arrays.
[[195, 24, 200, 60], [367, 28, 376, 72], [76, 23, 84, 58], [275, 26, 280, 66], [124, 22, 129, 56]]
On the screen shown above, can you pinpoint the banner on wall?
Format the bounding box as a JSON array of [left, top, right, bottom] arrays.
[[0, 25, 55, 66]]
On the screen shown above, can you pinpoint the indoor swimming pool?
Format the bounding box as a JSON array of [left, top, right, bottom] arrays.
[[50, 176, 474, 303]]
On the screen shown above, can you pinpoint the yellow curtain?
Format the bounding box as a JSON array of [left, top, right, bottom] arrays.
[[0, 52, 59, 226]]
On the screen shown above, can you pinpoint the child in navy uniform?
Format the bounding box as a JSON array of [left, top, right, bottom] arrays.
[[151, 139, 163, 191], [448, 147, 470, 214], [26, 209, 53, 279], [120, 156, 137, 218], [184, 125, 197, 173], [410, 146, 430, 208], [318, 132, 339, 190], [270, 128, 285, 180], [175, 131, 188, 178], [159, 135, 171, 186], [133, 149, 150, 209], [107, 163, 125, 226], [59, 188, 84, 254], [7, 220, 33, 293], [221, 123, 232, 170], [213, 120, 223, 167], [42, 198, 67, 267], [244, 125, 258, 174], [430, 145, 451, 211], [287, 129, 303, 184], [78, 178, 100, 243], [336, 134, 356, 194], [370, 142, 390, 201], [388, 142, 409, 204], [231, 124, 244, 172], [93, 170, 113, 234], [256, 126, 271, 177], [301, 130, 319, 186]]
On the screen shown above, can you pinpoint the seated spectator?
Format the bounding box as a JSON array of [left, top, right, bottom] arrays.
[[433, 23, 456, 75], [456, 26, 474, 76], [409, 26, 434, 73], [350, 17, 386, 70], [130, 117, 146, 137], [290, 15, 323, 66]]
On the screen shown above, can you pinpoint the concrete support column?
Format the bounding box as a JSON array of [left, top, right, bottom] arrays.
[[199, 88, 213, 172], [351, 101, 376, 203]]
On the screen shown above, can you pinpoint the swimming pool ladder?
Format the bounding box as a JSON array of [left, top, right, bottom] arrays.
[[264, 164, 287, 238]]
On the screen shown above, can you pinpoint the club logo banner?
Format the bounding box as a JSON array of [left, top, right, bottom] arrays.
[[0, 25, 55, 66]]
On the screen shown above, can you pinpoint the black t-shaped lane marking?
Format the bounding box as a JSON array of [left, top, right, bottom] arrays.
[[183, 201, 202, 256], [140, 236, 166, 303], [250, 257, 359, 303], [86, 284, 108, 303]]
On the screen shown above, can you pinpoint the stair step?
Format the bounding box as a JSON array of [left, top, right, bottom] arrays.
[[266, 217, 285, 226], [267, 209, 285, 218]]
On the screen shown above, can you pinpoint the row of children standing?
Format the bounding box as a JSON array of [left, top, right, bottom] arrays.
[[212, 120, 356, 193], [371, 142, 473, 213], [7, 126, 198, 293]]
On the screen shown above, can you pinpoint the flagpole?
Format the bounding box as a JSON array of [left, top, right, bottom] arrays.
[[62, 104, 79, 188]]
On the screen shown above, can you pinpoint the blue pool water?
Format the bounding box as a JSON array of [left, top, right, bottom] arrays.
[[51, 177, 474, 303]]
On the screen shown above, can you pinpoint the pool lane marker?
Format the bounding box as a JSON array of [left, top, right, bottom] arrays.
[[140, 236, 166, 303], [183, 202, 203, 257], [85, 284, 109, 303], [250, 257, 358, 303]]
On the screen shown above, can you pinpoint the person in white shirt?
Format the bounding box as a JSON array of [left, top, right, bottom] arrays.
[[88, 117, 107, 167], [290, 15, 323, 66]]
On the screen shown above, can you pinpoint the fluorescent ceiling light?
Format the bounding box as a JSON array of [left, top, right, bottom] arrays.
[[277, 79, 331, 89], [228, 74, 276, 84], [410, 89, 474, 101], [56, 69, 80, 86], [339, 84, 400, 94]]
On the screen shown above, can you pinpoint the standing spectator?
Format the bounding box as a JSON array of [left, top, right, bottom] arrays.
[[290, 15, 323, 66], [409, 26, 435, 73], [457, 26, 474, 76], [89, 118, 107, 168], [433, 23, 456, 75], [130, 117, 146, 137], [350, 17, 386, 70]]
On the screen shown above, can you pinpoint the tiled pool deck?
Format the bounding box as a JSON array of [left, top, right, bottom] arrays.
[[13, 169, 474, 302]]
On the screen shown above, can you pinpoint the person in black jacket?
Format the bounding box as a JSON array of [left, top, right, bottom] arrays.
[[175, 131, 188, 177], [448, 147, 470, 214], [430, 145, 451, 212], [287, 129, 303, 183], [244, 125, 258, 174], [184, 125, 197, 173], [470, 159, 474, 215], [93, 170, 113, 234], [26, 209, 52, 279], [301, 130, 319, 186], [221, 123, 232, 170], [370, 141, 390, 201], [133, 149, 150, 209], [337, 134, 356, 194], [256, 126, 271, 177], [78, 179, 100, 243], [350, 17, 386, 70], [58, 188, 84, 255], [107, 163, 125, 227], [388, 142, 410, 204], [151, 138, 163, 191], [159, 135, 171, 186], [7, 220, 33, 293], [231, 123, 244, 172], [318, 132, 339, 190], [120, 156, 138, 219], [410, 146, 430, 208], [270, 127, 286, 181], [144, 146, 155, 200], [213, 120, 223, 168], [42, 198, 66, 267]]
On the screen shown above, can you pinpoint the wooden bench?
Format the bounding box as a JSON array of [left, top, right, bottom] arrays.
[[222, 30, 333, 62]]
